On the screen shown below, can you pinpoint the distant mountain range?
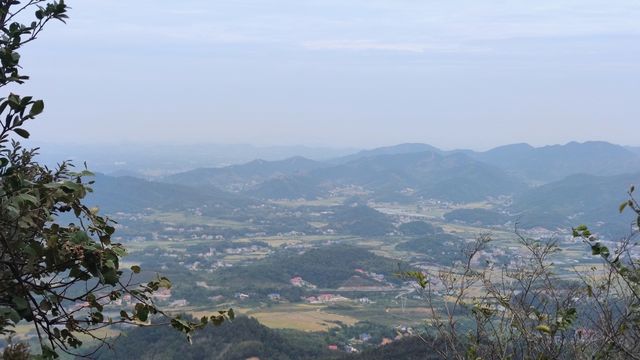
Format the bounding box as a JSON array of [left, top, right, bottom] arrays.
[[471, 141, 640, 183], [84, 141, 640, 233], [163, 156, 326, 191], [311, 151, 523, 202], [157, 140, 639, 202], [173, 150, 522, 202], [30, 142, 356, 177], [329, 143, 442, 164]]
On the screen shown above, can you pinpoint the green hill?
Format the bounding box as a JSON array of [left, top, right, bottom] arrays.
[[512, 172, 640, 235], [246, 175, 324, 200], [326, 205, 395, 236], [215, 245, 406, 289], [94, 316, 331, 360]]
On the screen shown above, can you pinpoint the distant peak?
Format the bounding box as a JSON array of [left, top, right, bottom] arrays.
[[490, 143, 534, 151]]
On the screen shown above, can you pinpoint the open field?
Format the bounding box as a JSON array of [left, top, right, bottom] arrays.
[[146, 211, 249, 229], [113, 197, 617, 340], [239, 304, 359, 331]]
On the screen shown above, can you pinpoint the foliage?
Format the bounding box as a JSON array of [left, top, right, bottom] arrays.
[[93, 316, 332, 360], [92, 315, 420, 360], [0, 1, 231, 357], [398, 221, 439, 236], [402, 184, 640, 359], [326, 205, 395, 237], [395, 232, 462, 255]]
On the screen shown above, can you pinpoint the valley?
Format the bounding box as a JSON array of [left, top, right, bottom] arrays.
[[50, 144, 637, 350], [11, 141, 639, 357]]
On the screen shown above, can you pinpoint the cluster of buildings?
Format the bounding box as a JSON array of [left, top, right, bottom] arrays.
[[290, 276, 317, 289], [327, 333, 396, 354], [354, 268, 385, 282], [304, 294, 350, 304]]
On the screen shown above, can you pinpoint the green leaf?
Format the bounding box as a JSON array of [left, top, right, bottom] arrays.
[[137, 306, 149, 322], [130, 265, 141, 274], [102, 268, 120, 286], [12, 296, 28, 311], [535, 324, 552, 334], [15, 193, 38, 205], [39, 300, 52, 312], [90, 312, 104, 324], [41, 345, 58, 359], [60, 180, 82, 193], [158, 277, 172, 289], [0, 307, 21, 323], [591, 243, 610, 258], [29, 99, 44, 116], [619, 201, 628, 213], [171, 318, 191, 332], [13, 128, 29, 138]]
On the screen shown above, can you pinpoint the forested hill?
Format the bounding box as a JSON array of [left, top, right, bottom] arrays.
[[214, 244, 408, 289], [512, 172, 640, 234], [92, 316, 439, 360], [93, 316, 332, 360]]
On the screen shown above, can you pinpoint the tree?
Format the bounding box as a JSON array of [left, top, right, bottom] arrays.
[[404, 185, 640, 359], [0, 1, 232, 358]]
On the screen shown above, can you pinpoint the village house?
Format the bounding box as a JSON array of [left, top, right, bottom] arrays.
[[305, 296, 320, 304], [169, 299, 188, 307], [151, 288, 172, 301], [290, 276, 303, 287], [234, 293, 250, 300]]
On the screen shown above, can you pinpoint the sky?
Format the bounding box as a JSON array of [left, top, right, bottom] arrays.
[[14, 0, 640, 150]]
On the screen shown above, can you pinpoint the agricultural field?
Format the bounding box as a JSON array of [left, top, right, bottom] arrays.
[[103, 194, 612, 341]]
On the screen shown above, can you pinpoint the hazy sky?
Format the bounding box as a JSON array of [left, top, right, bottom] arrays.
[[15, 0, 640, 150]]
